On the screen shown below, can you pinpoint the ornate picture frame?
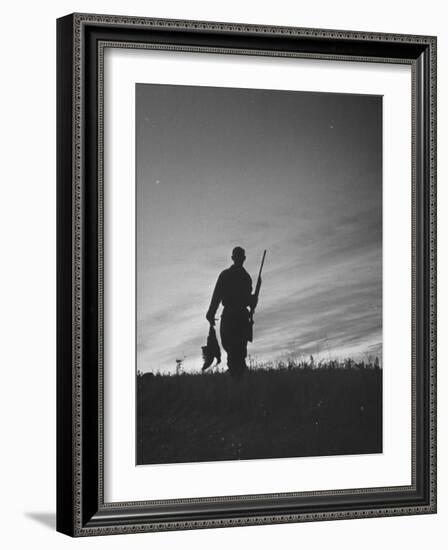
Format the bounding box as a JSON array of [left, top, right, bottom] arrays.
[[57, 13, 437, 536]]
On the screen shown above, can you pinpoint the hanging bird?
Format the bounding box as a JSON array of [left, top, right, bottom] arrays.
[[201, 325, 221, 371]]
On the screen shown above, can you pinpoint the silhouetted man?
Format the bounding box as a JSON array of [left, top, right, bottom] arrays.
[[206, 247, 257, 376]]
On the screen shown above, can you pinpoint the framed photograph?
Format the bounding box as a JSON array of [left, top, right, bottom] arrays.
[[57, 13, 437, 536]]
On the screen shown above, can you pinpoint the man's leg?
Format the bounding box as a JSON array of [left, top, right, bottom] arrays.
[[220, 313, 233, 373], [224, 345, 243, 376], [226, 350, 236, 373], [230, 340, 247, 377], [220, 309, 248, 376]]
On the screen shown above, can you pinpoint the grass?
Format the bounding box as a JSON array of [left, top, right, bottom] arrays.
[[136, 361, 382, 465]]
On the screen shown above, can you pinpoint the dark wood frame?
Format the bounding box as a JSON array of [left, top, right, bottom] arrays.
[[57, 13, 437, 537]]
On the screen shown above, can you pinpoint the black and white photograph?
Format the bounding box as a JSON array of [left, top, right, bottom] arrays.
[[136, 83, 383, 465]]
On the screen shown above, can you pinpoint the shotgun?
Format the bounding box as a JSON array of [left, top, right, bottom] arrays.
[[248, 249, 267, 342]]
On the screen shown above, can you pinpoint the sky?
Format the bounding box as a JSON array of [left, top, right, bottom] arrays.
[[136, 83, 382, 374]]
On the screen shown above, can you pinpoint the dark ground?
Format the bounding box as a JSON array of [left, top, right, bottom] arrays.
[[136, 366, 382, 465]]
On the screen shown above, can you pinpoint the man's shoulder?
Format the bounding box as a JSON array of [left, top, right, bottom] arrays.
[[219, 267, 233, 278], [220, 266, 251, 280]]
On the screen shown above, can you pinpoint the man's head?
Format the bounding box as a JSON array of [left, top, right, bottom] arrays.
[[231, 246, 246, 267]]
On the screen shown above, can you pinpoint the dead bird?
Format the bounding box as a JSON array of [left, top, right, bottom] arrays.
[[201, 325, 221, 371]]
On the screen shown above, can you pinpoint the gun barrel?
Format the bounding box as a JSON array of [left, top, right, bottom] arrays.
[[257, 249, 267, 281], [249, 250, 266, 342], [254, 250, 267, 302]]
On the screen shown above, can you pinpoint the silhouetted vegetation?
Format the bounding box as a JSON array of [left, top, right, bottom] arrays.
[[137, 359, 382, 465]]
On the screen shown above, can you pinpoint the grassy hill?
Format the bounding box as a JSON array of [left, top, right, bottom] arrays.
[[137, 364, 382, 465]]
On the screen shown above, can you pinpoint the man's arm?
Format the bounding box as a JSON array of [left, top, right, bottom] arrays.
[[206, 273, 223, 325]]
